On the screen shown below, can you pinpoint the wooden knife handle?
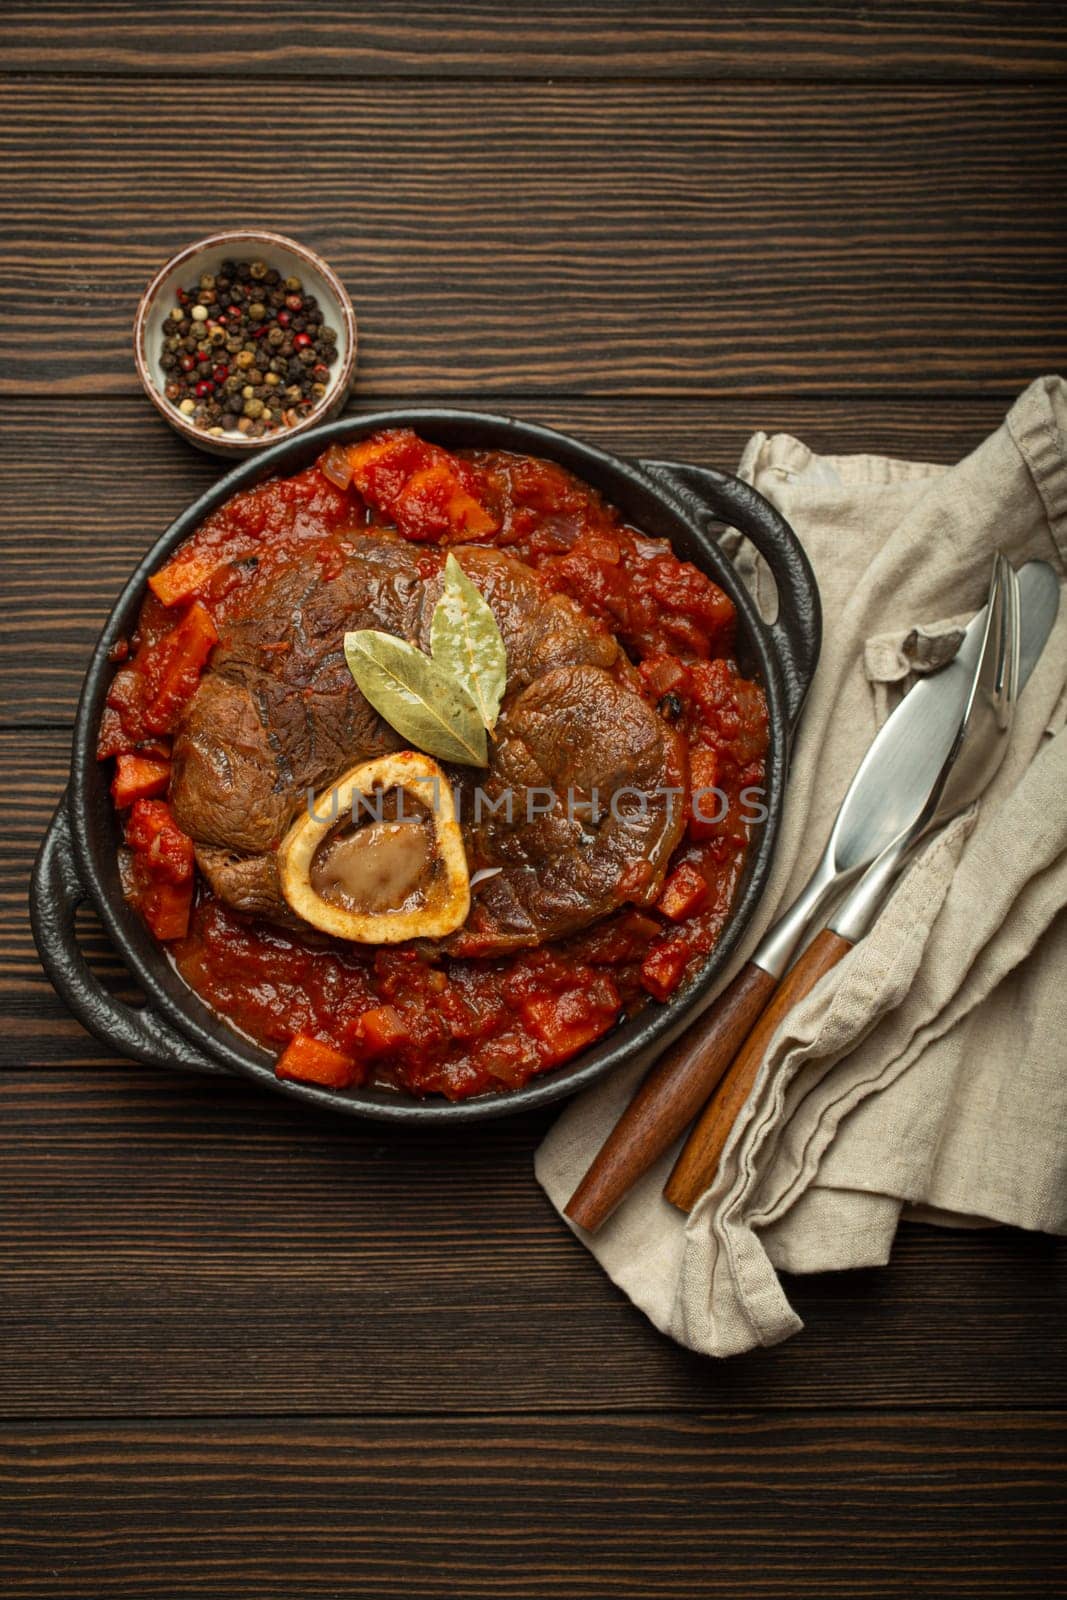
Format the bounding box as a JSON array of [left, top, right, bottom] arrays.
[[564, 961, 778, 1233], [664, 928, 854, 1213]]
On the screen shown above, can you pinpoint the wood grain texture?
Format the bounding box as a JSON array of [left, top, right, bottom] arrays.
[[0, 395, 1017, 726], [0, 1061, 1064, 1415], [5, 731, 1065, 1420], [6, 1, 1067, 80], [4, 10, 1066, 1590], [0, 81, 1064, 397], [1, 1414, 1064, 1599]]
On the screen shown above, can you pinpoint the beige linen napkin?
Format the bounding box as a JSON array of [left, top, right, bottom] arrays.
[[536, 375, 1067, 1357]]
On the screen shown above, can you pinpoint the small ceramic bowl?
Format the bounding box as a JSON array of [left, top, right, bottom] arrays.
[[134, 230, 357, 458]]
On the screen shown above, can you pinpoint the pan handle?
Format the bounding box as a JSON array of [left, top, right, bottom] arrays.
[[30, 798, 227, 1076], [640, 458, 821, 729]]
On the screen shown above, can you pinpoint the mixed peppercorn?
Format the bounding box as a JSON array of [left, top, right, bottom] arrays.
[[157, 257, 340, 439]]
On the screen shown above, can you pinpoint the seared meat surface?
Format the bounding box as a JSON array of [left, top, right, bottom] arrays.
[[171, 539, 423, 857], [448, 665, 686, 955], [171, 536, 685, 951]]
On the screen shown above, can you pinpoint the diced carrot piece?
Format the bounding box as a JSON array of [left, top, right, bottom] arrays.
[[640, 941, 691, 1001], [393, 463, 497, 542], [144, 601, 219, 734], [346, 430, 433, 507], [347, 432, 497, 541], [346, 1004, 409, 1057], [111, 753, 171, 809], [149, 548, 231, 607], [276, 1034, 360, 1089], [124, 796, 171, 851], [656, 861, 709, 923], [521, 980, 620, 1068], [140, 877, 193, 942], [125, 799, 195, 884], [688, 747, 723, 841], [124, 797, 195, 941]]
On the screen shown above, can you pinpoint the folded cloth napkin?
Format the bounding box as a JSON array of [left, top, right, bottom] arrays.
[[536, 375, 1067, 1357]]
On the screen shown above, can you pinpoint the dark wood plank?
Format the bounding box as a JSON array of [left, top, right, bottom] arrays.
[[1, 81, 1063, 398], [1, 1414, 1064, 1598], [3, 717, 1065, 1415], [0, 395, 1015, 726], [6, 716, 1064, 1418], [0, 1061, 1063, 1414], [6, 1, 1067, 80]]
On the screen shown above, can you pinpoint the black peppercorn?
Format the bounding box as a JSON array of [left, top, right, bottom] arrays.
[[157, 254, 340, 435]]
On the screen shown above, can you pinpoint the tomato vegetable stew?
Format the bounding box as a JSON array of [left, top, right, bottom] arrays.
[[98, 430, 768, 1100]]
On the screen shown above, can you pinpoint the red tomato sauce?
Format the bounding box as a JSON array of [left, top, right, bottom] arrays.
[[100, 430, 768, 1100]]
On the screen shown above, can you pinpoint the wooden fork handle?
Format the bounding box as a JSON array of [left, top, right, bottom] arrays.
[[663, 928, 854, 1213], [564, 961, 778, 1233]]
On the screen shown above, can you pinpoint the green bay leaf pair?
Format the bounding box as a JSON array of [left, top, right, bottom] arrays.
[[344, 553, 507, 768]]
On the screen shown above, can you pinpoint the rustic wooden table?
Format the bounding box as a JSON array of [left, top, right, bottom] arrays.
[[2, 5, 1065, 1596]]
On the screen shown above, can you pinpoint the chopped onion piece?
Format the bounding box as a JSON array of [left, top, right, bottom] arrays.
[[320, 443, 353, 491]]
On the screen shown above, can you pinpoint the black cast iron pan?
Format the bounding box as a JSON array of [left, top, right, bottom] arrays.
[[31, 409, 820, 1123]]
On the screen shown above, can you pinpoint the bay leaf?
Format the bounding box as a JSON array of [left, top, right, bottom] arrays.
[[430, 553, 508, 732], [344, 629, 488, 768]]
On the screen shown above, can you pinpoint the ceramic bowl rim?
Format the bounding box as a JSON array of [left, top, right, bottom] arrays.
[[133, 229, 358, 455]]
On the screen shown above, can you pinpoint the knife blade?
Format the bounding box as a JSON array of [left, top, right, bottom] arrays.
[[565, 559, 1060, 1233], [663, 558, 1059, 1213], [754, 559, 1057, 980]]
